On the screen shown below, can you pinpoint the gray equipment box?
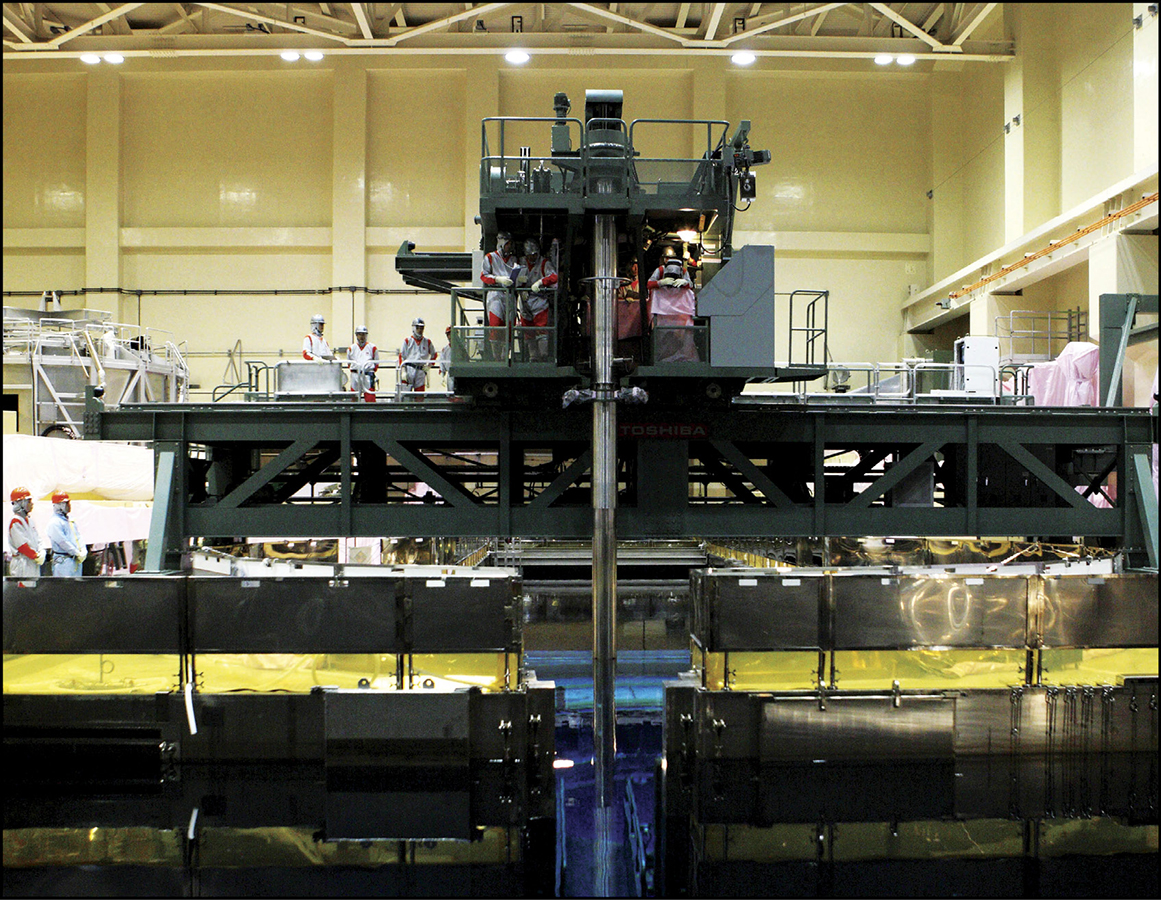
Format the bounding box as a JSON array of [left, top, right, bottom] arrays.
[[696, 244, 776, 367], [275, 360, 345, 397]]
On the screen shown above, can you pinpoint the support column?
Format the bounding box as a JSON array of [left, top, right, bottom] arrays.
[[332, 60, 367, 339], [1002, 5, 1025, 245], [464, 59, 498, 249], [85, 68, 121, 311]]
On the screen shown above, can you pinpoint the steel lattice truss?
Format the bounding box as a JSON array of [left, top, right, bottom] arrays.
[[4, 4, 1010, 61], [91, 400, 1155, 567]]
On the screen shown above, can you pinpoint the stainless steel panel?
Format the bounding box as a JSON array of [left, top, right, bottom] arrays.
[[1039, 574, 1158, 647], [2, 576, 183, 653], [324, 689, 470, 744], [406, 576, 515, 651], [703, 572, 821, 650], [758, 695, 955, 761], [191, 577, 401, 653], [833, 575, 1028, 649], [275, 359, 343, 393]]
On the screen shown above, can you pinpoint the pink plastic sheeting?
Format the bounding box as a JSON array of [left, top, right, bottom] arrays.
[[1027, 341, 1100, 407]]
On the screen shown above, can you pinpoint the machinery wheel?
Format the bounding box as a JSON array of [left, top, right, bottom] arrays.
[[705, 382, 723, 400], [481, 381, 500, 399]]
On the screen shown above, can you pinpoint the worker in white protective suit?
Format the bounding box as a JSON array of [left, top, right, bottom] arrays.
[[647, 256, 699, 363], [47, 491, 86, 577], [302, 313, 336, 361], [347, 325, 379, 401], [438, 325, 455, 393], [514, 237, 558, 362], [479, 231, 518, 360], [398, 318, 436, 392], [7, 486, 44, 578]]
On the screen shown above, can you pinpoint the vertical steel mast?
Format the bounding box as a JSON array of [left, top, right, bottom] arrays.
[[592, 207, 618, 895]]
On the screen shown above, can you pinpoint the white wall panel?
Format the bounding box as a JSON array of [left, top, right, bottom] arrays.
[[121, 71, 333, 228], [1060, 30, 1136, 210], [2, 74, 87, 229], [367, 70, 465, 228], [725, 72, 930, 235]]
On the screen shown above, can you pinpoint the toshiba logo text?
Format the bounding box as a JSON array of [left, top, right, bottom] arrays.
[[617, 423, 708, 439]]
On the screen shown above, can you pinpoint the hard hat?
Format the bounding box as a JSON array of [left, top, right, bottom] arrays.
[[355, 325, 368, 335], [51, 491, 70, 505], [412, 318, 425, 328], [310, 314, 325, 325], [524, 238, 540, 256], [10, 486, 32, 503], [496, 231, 512, 252], [445, 325, 452, 335]]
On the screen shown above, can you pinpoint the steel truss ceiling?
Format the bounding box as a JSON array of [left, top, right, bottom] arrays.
[[3, 3, 1011, 61]]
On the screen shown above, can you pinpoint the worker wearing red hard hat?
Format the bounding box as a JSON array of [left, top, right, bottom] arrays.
[[8, 486, 44, 578], [47, 490, 86, 577]]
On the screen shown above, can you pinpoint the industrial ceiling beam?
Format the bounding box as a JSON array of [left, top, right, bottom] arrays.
[[868, 2, 955, 51], [43, 2, 145, 49], [951, 2, 997, 46], [350, 1, 374, 38], [721, 2, 849, 46]]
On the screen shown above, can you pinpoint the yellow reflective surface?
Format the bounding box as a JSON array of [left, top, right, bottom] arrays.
[[2, 826, 519, 868], [4, 827, 182, 867], [699, 819, 1158, 862], [2, 654, 180, 694], [196, 653, 401, 692], [699, 651, 820, 691], [832, 649, 1026, 690], [1040, 647, 1159, 686], [409, 653, 519, 692]]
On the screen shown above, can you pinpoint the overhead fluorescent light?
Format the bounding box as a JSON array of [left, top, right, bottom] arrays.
[[897, 54, 916, 65], [731, 51, 756, 66], [304, 50, 323, 61], [505, 49, 530, 64], [104, 53, 124, 64], [80, 53, 101, 65], [874, 54, 893, 65], [280, 50, 300, 62]]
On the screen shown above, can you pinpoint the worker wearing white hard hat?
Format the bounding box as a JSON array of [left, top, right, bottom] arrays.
[[302, 313, 335, 361], [7, 486, 44, 578], [348, 325, 379, 401], [398, 318, 437, 391], [47, 490, 85, 577]]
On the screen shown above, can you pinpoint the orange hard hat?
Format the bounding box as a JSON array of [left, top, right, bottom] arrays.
[[52, 491, 70, 504], [10, 486, 32, 503]]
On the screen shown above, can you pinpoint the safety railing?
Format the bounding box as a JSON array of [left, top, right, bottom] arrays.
[[784, 361, 1004, 404], [628, 118, 730, 197], [448, 286, 560, 369], [787, 289, 829, 369], [480, 116, 585, 196], [996, 308, 1088, 362]]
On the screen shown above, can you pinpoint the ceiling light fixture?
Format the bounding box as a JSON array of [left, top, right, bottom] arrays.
[[897, 54, 916, 65], [104, 53, 124, 64], [874, 54, 893, 65], [80, 53, 101, 65], [505, 49, 530, 64], [304, 50, 323, 61], [731, 51, 756, 66], [280, 50, 300, 62]]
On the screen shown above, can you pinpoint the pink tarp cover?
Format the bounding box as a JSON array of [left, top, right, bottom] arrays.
[[1027, 341, 1100, 407]]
